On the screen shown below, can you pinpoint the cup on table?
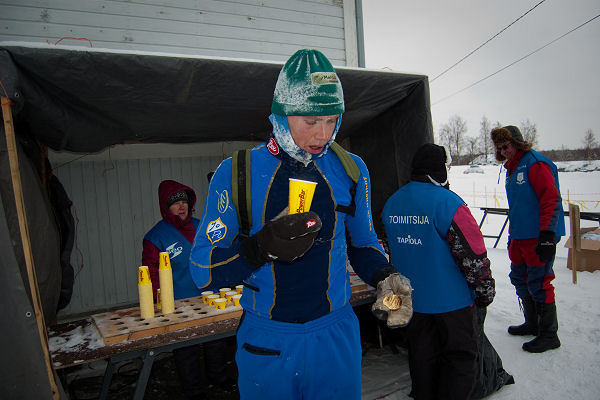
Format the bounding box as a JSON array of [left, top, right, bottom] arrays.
[[207, 294, 220, 306], [219, 287, 231, 298], [235, 284, 244, 294], [213, 298, 227, 310], [225, 291, 238, 303], [201, 291, 214, 303], [232, 294, 242, 307]]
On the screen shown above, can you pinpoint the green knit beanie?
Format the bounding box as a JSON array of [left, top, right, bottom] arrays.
[[271, 49, 345, 116]]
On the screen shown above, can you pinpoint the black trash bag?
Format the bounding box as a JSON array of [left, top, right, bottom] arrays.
[[471, 305, 515, 399]]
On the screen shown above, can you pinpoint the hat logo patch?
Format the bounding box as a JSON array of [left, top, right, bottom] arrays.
[[206, 217, 227, 244], [267, 137, 280, 155], [311, 72, 338, 85], [306, 219, 317, 229]]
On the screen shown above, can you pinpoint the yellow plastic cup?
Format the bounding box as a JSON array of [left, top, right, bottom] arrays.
[[201, 291, 214, 303], [138, 266, 154, 319], [138, 266, 152, 285], [232, 294, 242, 307], [158, 252, 172, 270], [288, 178, 317, 214], [207, 294, 220, 306], [219, 287, 231, 298], [225, 290, 238, 302], [213, 298, 227, 310], [235, 285, 244, 294]]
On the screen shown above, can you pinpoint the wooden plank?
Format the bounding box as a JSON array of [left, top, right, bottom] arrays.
[[92, 295, 243, 345], [2, 96, 60, 399], [568, 203, 580, 284]]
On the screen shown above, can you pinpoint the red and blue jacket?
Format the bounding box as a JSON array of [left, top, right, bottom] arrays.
[[505, 149, 565, 239]]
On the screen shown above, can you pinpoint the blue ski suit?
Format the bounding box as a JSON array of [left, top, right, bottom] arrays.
[[189, 137, 390, 399]]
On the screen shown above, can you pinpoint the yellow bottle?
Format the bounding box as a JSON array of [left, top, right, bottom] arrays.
[[158, 252, 175, 314], [138, 266, 154, 319]]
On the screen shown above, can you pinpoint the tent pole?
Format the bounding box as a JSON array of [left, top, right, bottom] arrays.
[[1, 96, 60, 399]]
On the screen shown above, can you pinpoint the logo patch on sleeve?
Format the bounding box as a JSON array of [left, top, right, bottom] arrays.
[[206, 218, 227, 244]]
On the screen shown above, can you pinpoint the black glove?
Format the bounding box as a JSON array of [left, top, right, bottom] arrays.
[[474, 281, 495, 308], [240, 211, 322, 267], [536, 230, 556, 263]]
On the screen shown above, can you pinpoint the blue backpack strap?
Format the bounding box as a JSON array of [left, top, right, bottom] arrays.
[[232, 149, 252, 238], [330, 142, 359, 216]]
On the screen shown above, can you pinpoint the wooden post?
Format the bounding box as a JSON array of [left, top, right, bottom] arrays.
[[1, 96, 60, 399], [568, 203, 581, 284]]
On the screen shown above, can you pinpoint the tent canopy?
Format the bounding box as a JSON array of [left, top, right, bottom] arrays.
[[0, 43, 433, 227], [1, 44, 431, 150]]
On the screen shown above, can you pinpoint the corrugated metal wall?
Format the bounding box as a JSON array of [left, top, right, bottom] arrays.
[[50, 144, 244, 317], [0, 0, 357, 65]]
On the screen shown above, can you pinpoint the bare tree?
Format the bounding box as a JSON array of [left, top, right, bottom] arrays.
[[520, 119, 538, 147], [479, 116, 492, 162], [466, 136, 479, 162], [582, 129, 598, 160], [438, 115, 467, 158]]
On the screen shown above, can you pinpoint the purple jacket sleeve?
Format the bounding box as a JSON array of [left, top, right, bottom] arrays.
[[447, 205, 495, 306]]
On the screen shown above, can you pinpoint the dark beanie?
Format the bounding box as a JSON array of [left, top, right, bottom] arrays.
[[167, 190, 189, 207], [411, 143, 449, 185]]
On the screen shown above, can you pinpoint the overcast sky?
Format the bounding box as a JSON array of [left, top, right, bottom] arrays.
[[362, 0, 600, 151]]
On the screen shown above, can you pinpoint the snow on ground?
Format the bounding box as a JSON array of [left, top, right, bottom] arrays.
[[363, 163, 600, 400]]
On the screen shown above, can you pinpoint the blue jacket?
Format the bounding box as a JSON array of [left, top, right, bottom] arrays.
[[144, 218, 202, 300], [189, 139, 389, 323], [383, 181, 473, 313], [506, 150, 565, 239]]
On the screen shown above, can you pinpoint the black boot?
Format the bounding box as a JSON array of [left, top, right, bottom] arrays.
[[523, 302, 561, 353], [508, 296, 538, 336]]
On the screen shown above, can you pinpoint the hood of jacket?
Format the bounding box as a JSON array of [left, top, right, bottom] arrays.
[[158, 180, 197, 228]]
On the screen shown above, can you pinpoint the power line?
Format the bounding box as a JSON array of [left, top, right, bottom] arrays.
[[432, 13, 600, 106], [430, 0, 546, 83]]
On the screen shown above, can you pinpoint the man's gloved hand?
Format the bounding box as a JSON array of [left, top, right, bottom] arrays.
[[474, 280, 495, 308], [371, 272, 413, 328], [240, 210, 322, 267], [536, 230, 556, 263]]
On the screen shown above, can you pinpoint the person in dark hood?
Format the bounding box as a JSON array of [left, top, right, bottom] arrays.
[[491, 125, 564, 353], [143, 179, 231, 400], [382, 143, 498, 399], [143, 179, 199, 297]]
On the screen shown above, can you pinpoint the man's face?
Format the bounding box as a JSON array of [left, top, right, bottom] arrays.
[[168, 200, 189, 221], [497, 141, 517, 161], [287, 115, 338, 154]]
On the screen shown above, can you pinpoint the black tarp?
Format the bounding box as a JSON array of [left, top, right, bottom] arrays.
[[0, 44, 433, 398]]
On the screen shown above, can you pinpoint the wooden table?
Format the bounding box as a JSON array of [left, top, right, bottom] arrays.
[[49, 282, 376, 400]]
